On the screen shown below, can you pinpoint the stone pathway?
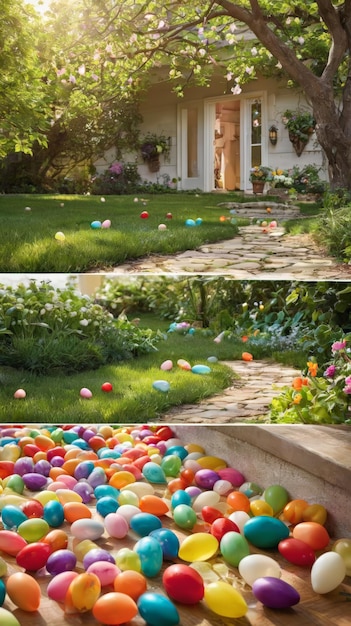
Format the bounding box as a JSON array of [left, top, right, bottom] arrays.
[[159, 359, 300, 424], [105, 203, 351, 280]]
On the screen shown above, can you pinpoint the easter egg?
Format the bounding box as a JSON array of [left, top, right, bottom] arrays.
[[113, 570, 147, 600], [195, 469, 220, 490], [22, 472, 47, 491], [220, 531, 250, 567], [54, 231, 65, 241], [218, 467, 245, 487], [0, 530, 27, 555], [17, 518, 50, 542], [1, 504, 28, 529], [195, 217, 203, 225], [92, 592, 138, 624], [177, 359, 191, 370], [43, 499, 64, 527], [101, 381, 113, 392], [163, 564, 204, 604], [47, 571, 79, 602], [250, 500, 273, 517], [178, 532, 218, 562], [252, 577, 300, 609], [243, 516, 290, 549], [185, 219, 196, 227], [13, 388, 26, 399], [332, 538, 351, 575], [137, 592, 179, 626], [242, 352, 253, 361], [152, 380, 170, 393], [171, 489, 192, 509], [160, 360, 173, 371], [130, 512, 162, 537], [302, 503, 327, 525], [311, 552, 346, 594], [162, 455, 182, 478], [134, 536, 163, 577], [70, 518, 105, 541], [90, 220, 102, 229], [292, 521, 330, 550], [115, 547, 141, 572], [158, 223, 167, 230], [0, 608, 21, 626], [0, 579, 5, 605], [66, 572, 101, 612], [16, 541, 51, 571], [87, 561, 120, 587], [191, 364, 211, 375], [46, 549, 77, 575], [238, 554, 281, 586], [166, 213, 172, 219], [210, 517, 240, 542], [173, 504, 197, 530], [263, 484, 289, 514], [139, 494, 169, 516], [101, 219, 111, 229], [6, 572, 41, 611], [100, 197, 105, 202], [149, 528, 179, 560], [0, 557, 7, 577], [41, 528, 68, 551], [204, 581, 248, 618], [80, 387, 93, 399], [24, 206, 32, 211], [83, 548, 115, 569], [142, 462, 167, 484], [283, 498, 309, 524], [278, 537, 316, 567], [140, 211, 149, 219], [226, 490, 250, 513], [240, 481, 263, 497]]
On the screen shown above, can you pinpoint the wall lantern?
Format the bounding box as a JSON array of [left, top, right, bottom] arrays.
[[269, 125, 278, 146]]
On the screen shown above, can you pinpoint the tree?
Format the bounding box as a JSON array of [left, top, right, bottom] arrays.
[[55, 1, 351, 190]]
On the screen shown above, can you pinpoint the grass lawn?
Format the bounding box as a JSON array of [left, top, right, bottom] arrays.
[[0, 193, 247, 272], [0, 325, 238, 423]]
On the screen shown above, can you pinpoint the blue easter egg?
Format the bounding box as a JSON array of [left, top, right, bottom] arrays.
[[149, 528, 180, 560], [142, 462, 167, 484], [185, 219, 196, 227], [91, 220, 102, 229], [152, 380, 170, 393], [0, 579, 5, 606], [96, 496, 120, 517], [244, 516, 290, 549], [94, 485, 120, 500], [207, 356, 218, 363], [171, 490, 192, 509], [43, 500, 64, 528], [191, 364, 211, 375], [138, 592, 179, 626], [134, 537, 163, 577], [195, 218, 203, 225], [1, 505, 28, 530], [164, 445, 188, 460], [130, 513, 162, 537]]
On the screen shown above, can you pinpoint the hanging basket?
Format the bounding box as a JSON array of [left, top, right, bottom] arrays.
[[252, 180, 265, 194], [147, 156, 161, 172], [289, 131, 308, 157]]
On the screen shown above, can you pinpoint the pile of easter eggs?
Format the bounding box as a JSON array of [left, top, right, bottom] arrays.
[[0, 424, 349, 626]]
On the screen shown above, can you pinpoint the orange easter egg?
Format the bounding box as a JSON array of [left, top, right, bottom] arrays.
[[6, 572, 41, 611], [92, 592, 138, 624], [242, 352, 253, 362], [114, 570, 147, 600]]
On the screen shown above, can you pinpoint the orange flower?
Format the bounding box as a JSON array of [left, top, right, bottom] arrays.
[[241, 335, 249, 342], [307, 361, 318, 377], [242, 352, 253, 361], [293, 393, 302, 405], [292, 377, 309, 390]]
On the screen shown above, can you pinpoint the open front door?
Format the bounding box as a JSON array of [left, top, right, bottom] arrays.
[[178, 102, 203, 190]]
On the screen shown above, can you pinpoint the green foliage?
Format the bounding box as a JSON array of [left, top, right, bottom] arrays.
[[269, 340, 351, 424], [282, 109, 316, 142], [318, 204, 351, 262], [0, 281, 159, 373], [91, 162, 141, 195]]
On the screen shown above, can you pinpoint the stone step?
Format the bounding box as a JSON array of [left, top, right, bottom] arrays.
[[172, 424, 351, 537]]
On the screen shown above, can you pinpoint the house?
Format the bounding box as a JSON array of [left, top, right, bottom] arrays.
[[95, 72, 327, 193]]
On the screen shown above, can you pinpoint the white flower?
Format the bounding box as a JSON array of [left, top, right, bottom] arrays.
[[45, 303, 53, 311], [79, 319, 89, 327], [251, 47, 258, 56], [40, 308, 46, 315], [226, 72, 233, 81], [70, 311, 77, 317], [298, 36, 305, 45], [198, 48, 206, 57], [231, 84, 242, 95], [245, 66, 254, 74]]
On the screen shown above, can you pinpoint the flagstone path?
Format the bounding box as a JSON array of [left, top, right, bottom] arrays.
[[158, 359, 301, 424], [106, 202, 351, 280]]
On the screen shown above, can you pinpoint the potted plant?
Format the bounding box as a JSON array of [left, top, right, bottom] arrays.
[[140, 132, 171, 172], [249, 165, 272, 193], [282, 109, 316, 156]]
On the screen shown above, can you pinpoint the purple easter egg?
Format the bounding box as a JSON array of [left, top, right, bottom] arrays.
[[83, 548, 116, 569], [252, 577, 300, 609], [195, 469, 220, 490], [22, 472, 48, 490], [46, 549, 77, 575]]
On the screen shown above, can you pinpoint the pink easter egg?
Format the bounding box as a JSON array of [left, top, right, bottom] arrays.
[[47, 571, 79, 602], [14, 389, 26, 399], [80, 387, 92, 399], [177, 359, 191, 371], [160, 360, 173, 371], [101, 219, 111, 229]]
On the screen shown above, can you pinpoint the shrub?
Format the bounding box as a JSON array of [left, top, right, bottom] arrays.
[[91, 161, 142, 195]]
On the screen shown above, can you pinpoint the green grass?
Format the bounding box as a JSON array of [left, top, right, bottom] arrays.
[[0, 193, 244, 272], [283, 202, 322, 235]]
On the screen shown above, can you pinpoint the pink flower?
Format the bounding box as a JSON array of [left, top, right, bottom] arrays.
[[332, 341, 347, 352], [344, 384, 351, 395], [324, 365, 336, 378]]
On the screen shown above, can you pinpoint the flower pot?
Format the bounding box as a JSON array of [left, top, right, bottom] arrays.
[[252, 180, 265, 194], [289, 131, 308, 157]]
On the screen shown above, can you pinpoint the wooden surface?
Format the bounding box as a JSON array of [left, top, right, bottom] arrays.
[[1, 504, 350, 626]]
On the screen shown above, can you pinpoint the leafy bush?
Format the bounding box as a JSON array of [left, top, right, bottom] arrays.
[[0, 281, 160, 373], [91, 161, 141, 195], [317, 189, 351, 261]]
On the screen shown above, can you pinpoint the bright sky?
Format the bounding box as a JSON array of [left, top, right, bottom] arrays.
[[26, 0, 52, 15]]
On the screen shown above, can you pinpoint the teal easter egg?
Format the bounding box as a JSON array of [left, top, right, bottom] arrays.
[[192, 364, 211, 375], [171, 490, 192, 509], [185, 219, 196, 227], [220, 531, 250, 566], [142, 462, 167, 484], [91, 220, 102, 229], [149, 528, 180, 560], [152, 380, 170, 393], [43, 500, 64, 528], [173, 504, 197, 530], [195, 218, 203, 225], [164, 446, 188, 460], [134, 537, 163, 577], [244, 516, 290, 548], [1, 505, 28, 529], [130, 513, 162, 537], [0, 579, 6, 605], [138, 592, 179, 626]]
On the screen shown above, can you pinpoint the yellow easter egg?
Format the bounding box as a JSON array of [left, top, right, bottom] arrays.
[[204, 581, 248, 618], [178, 533, 219, 562]]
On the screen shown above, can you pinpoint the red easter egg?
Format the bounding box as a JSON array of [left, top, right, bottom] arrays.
[[210, 517, 240, 542], [163, 564, 204, 604], [101, 382, 113, 392], [140, 211, 149, 219], [278, 537, 316, 567], [16, 542, 51, 571]]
